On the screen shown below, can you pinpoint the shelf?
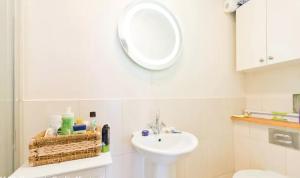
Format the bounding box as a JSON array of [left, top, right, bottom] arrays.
[[10, 152, 112, 178], [231, 116, 300, 130]]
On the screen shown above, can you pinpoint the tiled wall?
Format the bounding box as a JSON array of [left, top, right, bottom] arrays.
[[22, 98, 244, 178], [237, 62, 300, 177], [234, 122, 300, 178], [245, 63, 300, 113]]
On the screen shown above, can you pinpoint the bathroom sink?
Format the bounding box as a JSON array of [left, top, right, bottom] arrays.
[[132, 131, 198, 178], [132, 131, 198, 163]]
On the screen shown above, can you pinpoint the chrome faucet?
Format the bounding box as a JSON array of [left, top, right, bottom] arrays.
[[148, 112, 166, 135]]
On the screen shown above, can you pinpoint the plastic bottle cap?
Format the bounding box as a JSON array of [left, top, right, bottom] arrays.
[[142, 130, 149, 136], [90, 111, 96, 118], [62, 107, 74, 118]]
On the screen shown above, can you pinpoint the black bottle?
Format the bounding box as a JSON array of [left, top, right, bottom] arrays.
[[102, 124, 110, 152]]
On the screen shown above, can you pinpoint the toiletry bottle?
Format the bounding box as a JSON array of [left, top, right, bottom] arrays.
[[89, 111, 97, 131], [299, 107, 300, 124], [102, 124, 110, 153], [49, 114, 62, 135], [75, 117, 84, 125], [61, 107, 75, 135]]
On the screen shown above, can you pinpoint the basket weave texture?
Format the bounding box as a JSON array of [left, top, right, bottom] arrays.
[[28, 130, 101, 167]]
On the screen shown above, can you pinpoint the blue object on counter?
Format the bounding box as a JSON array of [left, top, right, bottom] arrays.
[[73, 124, 86, 131], [142, 130, 149, 136]]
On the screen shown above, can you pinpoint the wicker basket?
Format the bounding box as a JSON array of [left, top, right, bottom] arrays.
[[28, 130, 101, 167]]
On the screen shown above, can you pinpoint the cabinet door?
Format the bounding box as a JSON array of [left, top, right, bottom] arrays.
[[54, 167, 106, 178], [267, 0, 300, 64], [236, 0, 267, 71]]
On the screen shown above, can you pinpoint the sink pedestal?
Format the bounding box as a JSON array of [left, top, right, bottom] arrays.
[[153, 163, 174, 178], [131, 132, 198, 178]]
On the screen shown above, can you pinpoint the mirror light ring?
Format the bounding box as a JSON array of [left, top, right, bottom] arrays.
[[118, 0, 182, 70]]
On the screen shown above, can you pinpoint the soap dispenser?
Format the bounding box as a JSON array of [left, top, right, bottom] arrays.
[[61, 107, 75, 135]]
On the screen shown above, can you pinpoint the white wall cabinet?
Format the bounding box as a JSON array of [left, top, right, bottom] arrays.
[[236, 0, 300, 71], [236, 0, 267, 71], [267, 0, 300, 65]]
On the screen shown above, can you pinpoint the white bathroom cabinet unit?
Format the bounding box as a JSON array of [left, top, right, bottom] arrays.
[[10, 153, 112, 178], [236, 0, 300, 71], [236, 0, 267, 71], [267, 0, 300, 65]]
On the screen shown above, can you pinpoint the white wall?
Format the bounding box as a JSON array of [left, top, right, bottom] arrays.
[[233, 63, 300, 178], [245, 63, 300, 113], [19, 0, 245, 178], [0, 0, 14, 176], [20, 0, 244, 100]]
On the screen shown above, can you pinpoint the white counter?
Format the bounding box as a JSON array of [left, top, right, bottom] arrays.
[[10, 152, 112, 178]]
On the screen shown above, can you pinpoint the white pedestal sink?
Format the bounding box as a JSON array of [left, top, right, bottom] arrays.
[[131, 131, 198, 178]]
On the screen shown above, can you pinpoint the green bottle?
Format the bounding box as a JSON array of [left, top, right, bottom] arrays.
[[61, 107, 74, 135]]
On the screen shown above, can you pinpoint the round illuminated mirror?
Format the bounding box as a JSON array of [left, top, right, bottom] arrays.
[[118, 1, 182, 70]]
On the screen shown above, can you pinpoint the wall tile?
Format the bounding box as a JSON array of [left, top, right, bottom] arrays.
[[264, 144, 286, 175], [234, 122, 251, 171], [246, 95, 262, 111], [200, 98, 233, 138], [261, 95, 293, 113], [245, 63, 300, 96], [249, 131, 286, 174], [185, 139, 211, 178], [249, 124, 269, 143], [122, 100, 156, 154], [286, 148, 300, 178], [246, 95, 294, 114], [207, 136, 235, 177], [157, 99, 204, 138], [234, 138, 251, 171], [234, 122, 250, 139]]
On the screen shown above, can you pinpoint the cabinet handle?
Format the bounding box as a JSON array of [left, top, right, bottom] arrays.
[[259, 58, 265, 63], [268, 56, 274, 60]]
